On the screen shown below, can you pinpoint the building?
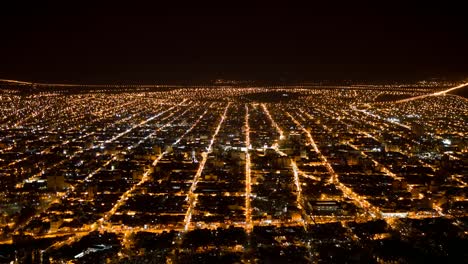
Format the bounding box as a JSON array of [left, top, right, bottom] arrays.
[[47, 175, 65, 191]]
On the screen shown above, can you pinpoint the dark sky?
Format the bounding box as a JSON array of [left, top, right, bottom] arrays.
[[1, 2, 467, 83]]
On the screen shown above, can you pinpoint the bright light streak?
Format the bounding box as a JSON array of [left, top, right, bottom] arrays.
[[394, 82, 468, 104], [261, 103, 284, 141], [244, 104, 253, 233], [183, 103, 231, 231], [290, 160, 304, 204], [261, 104, 308, 226]]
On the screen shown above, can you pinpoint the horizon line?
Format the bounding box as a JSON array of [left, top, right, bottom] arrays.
[[1, 77, 466, 88]]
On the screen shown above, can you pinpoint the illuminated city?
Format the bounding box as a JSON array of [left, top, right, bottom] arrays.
[[0, 79, 466, 263], [1, 2, 468, 263]]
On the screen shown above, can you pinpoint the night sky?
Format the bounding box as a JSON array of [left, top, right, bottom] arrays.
[[1, 2, 467, 83]]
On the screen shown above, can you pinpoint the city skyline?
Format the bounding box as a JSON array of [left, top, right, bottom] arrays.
[[0, 80, 467, 263], [0, 3, 467, 264]]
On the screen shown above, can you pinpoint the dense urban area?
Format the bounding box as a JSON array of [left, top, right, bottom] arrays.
[[0, 79, 467, 263]]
